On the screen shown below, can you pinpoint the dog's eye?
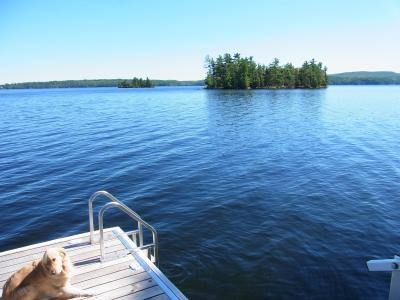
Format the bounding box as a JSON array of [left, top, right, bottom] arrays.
[[52, 258, 56, 262]]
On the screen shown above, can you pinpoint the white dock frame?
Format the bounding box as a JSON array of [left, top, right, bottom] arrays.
[[367, 255, 400, 300]]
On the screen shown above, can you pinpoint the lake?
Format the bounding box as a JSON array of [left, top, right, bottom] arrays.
[[0, 86, 399, 299]]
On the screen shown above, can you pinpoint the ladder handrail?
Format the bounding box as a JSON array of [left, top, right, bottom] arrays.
[[99, 202, 159, 265], [88, 191, 144, 245]]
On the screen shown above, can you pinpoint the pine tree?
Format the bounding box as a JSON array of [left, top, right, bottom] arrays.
[[145, 77, 153, 87]]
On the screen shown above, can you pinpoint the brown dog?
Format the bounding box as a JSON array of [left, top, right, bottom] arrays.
[[2, 247, 94, 300]]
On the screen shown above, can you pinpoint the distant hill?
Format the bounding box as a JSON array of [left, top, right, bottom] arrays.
[[0, 79, 204, 89], [328, 71, 400, 85]]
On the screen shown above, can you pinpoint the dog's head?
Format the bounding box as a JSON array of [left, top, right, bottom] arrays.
[[42, 248, 68, 276]]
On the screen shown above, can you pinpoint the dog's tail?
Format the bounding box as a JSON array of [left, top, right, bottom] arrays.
[[2, 261, 38, 300]]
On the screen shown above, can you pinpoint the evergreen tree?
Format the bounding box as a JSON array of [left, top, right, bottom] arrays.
[[145, 77, 153, 87], [238, 58, 250, 89], [283, 63, 296, 88], [117, 80, 130, 88]]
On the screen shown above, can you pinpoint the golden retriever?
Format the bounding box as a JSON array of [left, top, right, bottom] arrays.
[[2, 247, 94, 300]]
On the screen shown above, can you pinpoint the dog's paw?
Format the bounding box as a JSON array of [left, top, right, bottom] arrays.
[[81, 291, 96, 298]]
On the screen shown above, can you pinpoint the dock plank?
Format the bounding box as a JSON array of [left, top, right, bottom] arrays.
[[0, 237, 121, 269], [114, 285, 166, 300], [85, 279, 161, 300], [76, 268, 146, 289], [147, 294, 171, 300], [78, 271, 152, 293], [71, 256, 135, 276], [72, 260, 137, 284], [0, 230, 115, 262]]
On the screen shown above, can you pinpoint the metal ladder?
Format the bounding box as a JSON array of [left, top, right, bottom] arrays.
[[88, 190, 159, 266]]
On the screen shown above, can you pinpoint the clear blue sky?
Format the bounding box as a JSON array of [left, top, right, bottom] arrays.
[[0, 0, 399, 83]]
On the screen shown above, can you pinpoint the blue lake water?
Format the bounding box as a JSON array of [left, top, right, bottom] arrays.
[[0, 86, 399, 299]]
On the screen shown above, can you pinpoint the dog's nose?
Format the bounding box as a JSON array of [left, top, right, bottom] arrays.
[[51, 270, 56, 275]]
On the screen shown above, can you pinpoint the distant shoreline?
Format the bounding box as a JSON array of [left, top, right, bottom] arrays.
[[1, 83, 400, 90], [1, 71, 400, 89], [0, 79, 204, 89], [329, 71, 400, 85], [2, 85, 400, 92]]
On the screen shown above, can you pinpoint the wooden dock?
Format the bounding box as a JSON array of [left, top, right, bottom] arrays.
[[0, 227, 187, 300]]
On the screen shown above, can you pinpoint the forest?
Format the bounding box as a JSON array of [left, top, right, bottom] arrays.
[[117, 77, 153, 88], [0, 79, 203, 89], [205, 53, 328, 89], [328, 71, 400, 85]]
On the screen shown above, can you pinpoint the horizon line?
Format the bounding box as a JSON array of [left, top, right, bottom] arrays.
[[1, 70, 400, 86]]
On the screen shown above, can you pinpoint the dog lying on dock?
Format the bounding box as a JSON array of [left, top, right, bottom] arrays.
[[2, 247, 94, 300]]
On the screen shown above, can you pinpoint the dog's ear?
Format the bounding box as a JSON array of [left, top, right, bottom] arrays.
[[42, 250, 49, 264], [58, 248, 67, 258], [59, 248, 71, 273]]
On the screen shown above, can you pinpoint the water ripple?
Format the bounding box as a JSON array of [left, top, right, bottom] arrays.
[[0, 86, 400, 299]]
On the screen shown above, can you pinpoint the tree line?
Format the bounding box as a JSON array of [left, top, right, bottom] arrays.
[[329, 71, 400, 85], [0, 79, 120, 89], [205, 53, 328, 89], [117, 77, 154, 88], [0, 79, 204, 89]]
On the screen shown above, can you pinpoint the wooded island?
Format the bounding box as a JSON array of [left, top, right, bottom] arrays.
[[205, 53, 328, 89], [118, 77, 154, 88]]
